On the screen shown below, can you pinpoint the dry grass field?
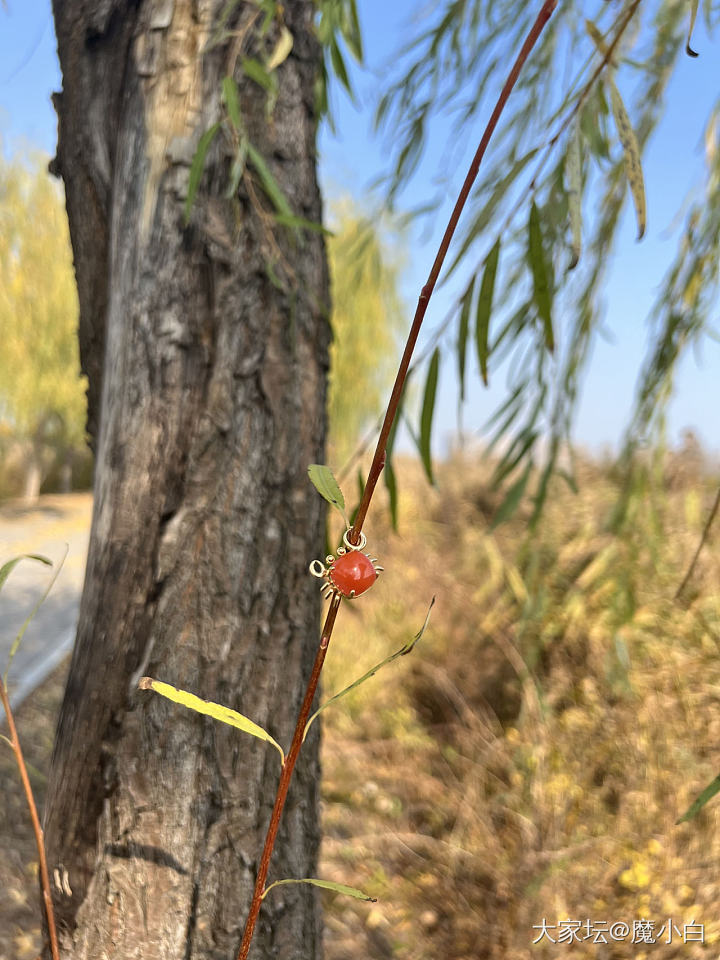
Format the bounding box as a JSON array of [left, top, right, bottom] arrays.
[[2, 448, 720, 959]]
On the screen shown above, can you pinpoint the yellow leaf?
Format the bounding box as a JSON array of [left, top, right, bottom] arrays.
[[267, 26, 293, 71], [139, 678, 285, 764]]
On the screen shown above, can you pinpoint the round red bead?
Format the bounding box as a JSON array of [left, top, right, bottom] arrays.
[[328, 551, 378, 598]]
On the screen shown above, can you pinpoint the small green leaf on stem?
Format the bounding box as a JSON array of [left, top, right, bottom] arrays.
[[677, 772, 720, 823], [138, 678, 285, 765], [184, 122, 221, 225], [246, 141, 293, 219], [329, 37, 353, 100], [686, 0, 700, 56], [456, 279, 474, 402], [267, 25, 294, 70], [273, 213, 332, 235], [476, 238, 501, 385], [566, 121, 582, 270], [303, 598, 434, 740], [528, 202, 554, 353], [608, 77, 646, 240], [385, 461, 399, 531], [0, 554, 52, 594], [242, 58, 276, 94], [222, 76, 243, 132], [4, 549, 64, 689], [262, 878, 376, 902], [308, 464, 348, 526], [419, 349, 440, 484]]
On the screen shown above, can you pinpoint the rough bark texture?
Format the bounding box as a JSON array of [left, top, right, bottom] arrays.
[[45, 2, 331, 957]]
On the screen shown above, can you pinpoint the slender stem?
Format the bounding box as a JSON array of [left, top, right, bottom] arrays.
[[235, 3, 558, 956], [348, 0, 558, 544], [675, 482, 720, 601], [237, 594, 342, 960], [0, 683, 60, 960]]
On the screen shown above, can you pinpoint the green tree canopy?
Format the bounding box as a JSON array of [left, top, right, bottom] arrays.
[[326, 200, 405, 464], [0, 147, 87, 452]]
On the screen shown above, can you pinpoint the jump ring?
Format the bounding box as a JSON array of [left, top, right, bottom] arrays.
[[343, 529, 367, 551]]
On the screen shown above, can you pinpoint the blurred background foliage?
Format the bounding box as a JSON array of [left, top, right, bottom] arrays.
[[0, 146, 91, 501], [326, 199, 405, 465], [318, 447, 720, 960]]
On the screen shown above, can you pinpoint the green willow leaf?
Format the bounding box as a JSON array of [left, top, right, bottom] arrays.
[[385, 461, 399, 531], [677, 772, 720, 823], [246, 141, 293, 220], [608, 77, 646, 240], [262, 877, 376, 902], [0, 554, 51, 594], [330, 37, 353, 99], [566, 121, 582, 270], [3, 550, 63, 689], [184, 122, 221, 224], [384, 374, 411, 531], [419, 348, 440, 484], [476, 238, 501, 385], [273, 213, 333, 235], [308, 464, 348, 525], [138, 677, 285, 765], [528, 202, 554, 353], [242, 57, 276, 93], [491, 459, 533, 530], [686, 0, 700, 56], [303, 598, 434, 739], [222, 75, 242, 131], [457, 279, 474, 402]]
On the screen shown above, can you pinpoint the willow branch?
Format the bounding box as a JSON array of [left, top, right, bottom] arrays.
[[235, 2, 559, 955]]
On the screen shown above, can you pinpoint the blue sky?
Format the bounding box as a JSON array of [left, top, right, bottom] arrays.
[[2, 0, 719, 457]]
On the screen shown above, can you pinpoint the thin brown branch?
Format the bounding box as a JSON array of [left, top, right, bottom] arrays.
[[236, 594, 342, 960], [0, 682, 60, 960], [235, 3, 558, 956], [675, 482, 720, 601]]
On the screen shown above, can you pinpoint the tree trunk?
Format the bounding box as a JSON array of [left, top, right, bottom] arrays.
[[45, 2, 331, 958], [22, 441, 43, 503]]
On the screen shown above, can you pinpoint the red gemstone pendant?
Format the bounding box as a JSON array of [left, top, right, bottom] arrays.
[[309, 531, 384, 600], [329, 550, 378, 598]]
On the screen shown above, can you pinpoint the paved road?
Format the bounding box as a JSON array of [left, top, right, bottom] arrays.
[[0, 493, 92, 716]]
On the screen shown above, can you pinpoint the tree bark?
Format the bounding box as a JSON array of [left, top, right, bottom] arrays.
[[45, 2, 331, 958]]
